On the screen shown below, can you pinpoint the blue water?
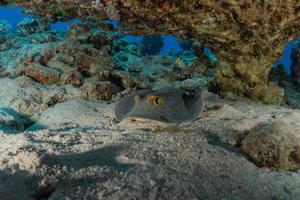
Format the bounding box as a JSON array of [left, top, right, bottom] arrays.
[[0, 6, 298, 73]]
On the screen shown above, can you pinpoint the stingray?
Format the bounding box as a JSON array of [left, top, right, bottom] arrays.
[[115, 88, 204, 125]]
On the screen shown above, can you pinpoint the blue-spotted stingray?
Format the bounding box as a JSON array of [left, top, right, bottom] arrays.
[[115, 88, 204, 126]]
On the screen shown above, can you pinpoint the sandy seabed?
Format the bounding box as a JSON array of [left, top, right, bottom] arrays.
[[1, 91, 300, 200]]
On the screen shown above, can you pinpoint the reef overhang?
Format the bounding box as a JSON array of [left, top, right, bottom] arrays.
[[3, 0, 300, 104]]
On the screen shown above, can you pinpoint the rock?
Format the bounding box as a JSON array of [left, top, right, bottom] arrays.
[[88, 30, 116, 49], [81, 79, 115, 101], [0, 77, 81, 116], [234, 58, 267, 85], [89, 63, 112, 81], [149, 68, 176, 82], [250, 82, 284, 105], [216, 76, 247, 99], [116, 52, 129, 62], [7, 1, 300, 105], [47, 60, 73, 73], [127, 64, 142, 73], [24, 63, 62, 85], [15, 17, 50, 36], [112, 38, 128, 53], [191, 61, 209, 77], [111, 70, 139, 88], [46, 53, 75, 73], [284, 86, 300, 109], [242, 121, 300, 171], [175, 77, 210, 91], [215, 59, 285, 104], [125, 44, 142, 56], [65, 71, 84, 87], [173, 58, 186, 70], [51, 53, 75, 65], [215, 61, 236, 78], [0, 107, 26, 133]]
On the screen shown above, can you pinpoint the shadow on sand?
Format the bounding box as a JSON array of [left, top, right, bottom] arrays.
[[41, 145, 134, 171]]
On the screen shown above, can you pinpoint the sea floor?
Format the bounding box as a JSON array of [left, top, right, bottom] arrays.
[[1, 94, 300, 200]]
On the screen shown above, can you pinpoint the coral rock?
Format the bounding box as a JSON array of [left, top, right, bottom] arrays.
[[242, 122, 300, 171], [89, 63, 112, 81], [51, 53, 75, 65], [7, 1, 300, 103], [0, 107, 25, 133], [47, 60, 73, 73], [250, 82, 284, 105], [65, 71, 84, 88], [111, 70, 139, 89], [81, 79, 115, 101], [15, 17, 49, 36], [24, 63, 61, 85]]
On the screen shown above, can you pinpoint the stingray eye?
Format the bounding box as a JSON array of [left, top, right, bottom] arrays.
[[147, 95, 166, 105], [156, 97, 166, 105], [147, 95, 160, 105]]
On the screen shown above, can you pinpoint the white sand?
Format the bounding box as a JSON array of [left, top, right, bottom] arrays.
[[0, 94, 300, 200]]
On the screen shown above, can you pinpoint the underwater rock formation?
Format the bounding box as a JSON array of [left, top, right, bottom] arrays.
[[0, 21, 211, 104], [4, 0, 300, 103], [242, 121, 300, 171], [15, 17, 50, 36], [0, 20, 10, 43]]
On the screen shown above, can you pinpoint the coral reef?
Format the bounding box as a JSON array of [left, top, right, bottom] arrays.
[[0, 22, 213, 107], [110, 35, 212, 91], [0, 7, 299, 198], [0, 19, 10, 43], [4, 0, 300, 103], [15, 17, 50, 36]]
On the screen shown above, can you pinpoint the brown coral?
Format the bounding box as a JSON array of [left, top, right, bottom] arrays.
[[4, 0, 300, 103]]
